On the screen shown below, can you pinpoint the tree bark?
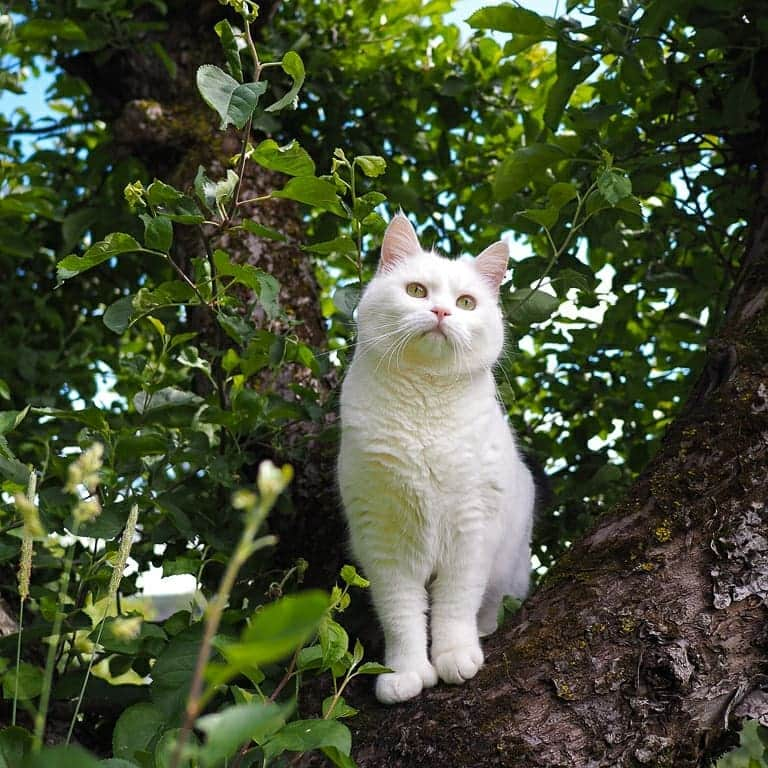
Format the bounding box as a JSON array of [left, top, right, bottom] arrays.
[[314, 150, 768, 768]]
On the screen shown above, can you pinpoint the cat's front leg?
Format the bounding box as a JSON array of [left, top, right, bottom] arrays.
[[369, 574, 437, 704], [429, 566, 488, 685]]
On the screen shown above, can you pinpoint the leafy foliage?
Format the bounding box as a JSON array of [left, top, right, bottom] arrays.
[[0, 0, 766, 764]]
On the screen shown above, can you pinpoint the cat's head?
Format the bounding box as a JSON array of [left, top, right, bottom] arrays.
[[355, 212, 508, 376]]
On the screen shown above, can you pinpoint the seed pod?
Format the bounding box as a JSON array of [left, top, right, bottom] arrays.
[[109, 504, 139, 599]]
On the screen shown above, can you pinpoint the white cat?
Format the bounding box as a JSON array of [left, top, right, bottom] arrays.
[[338, 212, 534, 704]]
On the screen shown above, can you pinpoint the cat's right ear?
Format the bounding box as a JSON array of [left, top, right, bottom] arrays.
[[379, 212, 421, 273]]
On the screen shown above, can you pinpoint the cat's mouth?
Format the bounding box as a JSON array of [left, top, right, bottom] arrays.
[[423, 326, 448, 339]]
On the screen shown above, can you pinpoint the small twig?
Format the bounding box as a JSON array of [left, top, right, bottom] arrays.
[[227, 115, 253, 224], [230, 648, 303, 768], [236, 194, 272, 206], [269, 646, 300, 703], [165, 252, 213, 308], [168, 508, 277, 768]]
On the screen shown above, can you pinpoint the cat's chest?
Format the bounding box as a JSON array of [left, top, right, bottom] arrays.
[[342, 370, 501, 488]]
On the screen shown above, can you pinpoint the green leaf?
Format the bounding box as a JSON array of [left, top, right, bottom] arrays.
[[241, 220, 288, 242], [0, 455, 29, 485], [597, 169, 633, 205], [176, 347, 211, 377], [221, 591, 328, 668], [214, 249, 264, 291], [504, 288, 561, 325], [585, 189, 610, 216], [322, 695, 358, 719], [2, 662, 44, 699], [103, 296, 134, 334], [467, 5, 554, 38], [196, 702, 286, 766], [133, 282, 195, 314], [94, 617, 167, 655], [296, 644, 323, 671], [544, 55, 598, 130], [273, 177, 347, 217], [154, 728, 196, 768], [340, 565, 369, 588], [195, 168, 239, 213], [322, 745, 358, 768], [354, 662, 392, 675], [354, 155, 386, 178], [333, 284, 361, 317], [256, 273, 281, 320], [26, 746, 101, 768], [520, 207, 559, 229], [548, 182, 578, 209], [0, 379, 9, 400], [352, 638, 364, 666], [304, 237, 358, 256], [319, 617, 349, 668], [112, 703, 164, 763], [215, 170, 240, 208], [262, 720, 351, 763], [0, 405, 29, 436], [493, 144, 567, 200], [0, 726, 32, 768], [266, 51, 305, 112], [18, 19, 87, 42], [133, 387, 203, 414], [213, 250, 280, 319], [151, 626, 202, 720], [196, 65, 267, 129], [353, 191, 387, 221], [214, 19, 243, 82], [146, 179, 185, 208], [252, 139, 315, 177], [57, 233, 145, 283], [555, 268, 592, 294], [142, 214, 173, 252]]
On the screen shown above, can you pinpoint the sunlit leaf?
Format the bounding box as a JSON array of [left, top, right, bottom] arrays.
[[196, 65, 267, 128], [266, 51, 305, 112]]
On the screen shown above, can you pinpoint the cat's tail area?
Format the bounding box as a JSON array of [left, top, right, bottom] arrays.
[[520, 450, 554, 522]]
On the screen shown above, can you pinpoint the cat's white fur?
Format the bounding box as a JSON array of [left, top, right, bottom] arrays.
[[338, 213, 534, 704]]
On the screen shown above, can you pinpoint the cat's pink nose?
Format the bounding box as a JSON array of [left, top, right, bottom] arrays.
[[431, 306, 452, 322]]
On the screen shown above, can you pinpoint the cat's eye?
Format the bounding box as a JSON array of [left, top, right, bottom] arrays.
[[406, 282, 427, 298], [456, 294, 476, 311]]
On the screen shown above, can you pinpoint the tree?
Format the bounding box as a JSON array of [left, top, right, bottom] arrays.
[[0, 0, 765, 766]]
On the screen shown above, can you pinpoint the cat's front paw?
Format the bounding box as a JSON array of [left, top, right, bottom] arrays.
[[375, 661, 437, 704], [433, 643, 484, 685]]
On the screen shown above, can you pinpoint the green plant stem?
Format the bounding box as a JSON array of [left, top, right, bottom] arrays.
[[65, 602, 110, 744], [515, 179, 598, 315], [225, 16, 262, 224], [236, 193, 272, 206], [33, 520, 80, 752], [349, 161, 363, 286], [165, 251, 212, 308], [168, 502, 274, 768], [12, 598, 24, 725]]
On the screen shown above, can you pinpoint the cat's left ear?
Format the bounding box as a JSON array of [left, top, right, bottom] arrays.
[[474, 241, 509, 293], [379, 212, 422, 273]]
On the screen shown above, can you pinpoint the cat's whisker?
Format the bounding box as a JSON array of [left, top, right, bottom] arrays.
[[356, 323, 413, 360]]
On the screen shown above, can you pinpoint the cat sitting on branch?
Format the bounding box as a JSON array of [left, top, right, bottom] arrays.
[[339, 212, 535, 704]]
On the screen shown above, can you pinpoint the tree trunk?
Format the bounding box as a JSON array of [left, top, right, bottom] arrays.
[[62, 1, 344, 585], [317, 152, 768, 768]]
